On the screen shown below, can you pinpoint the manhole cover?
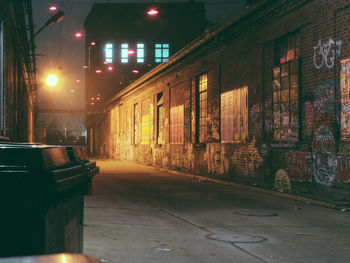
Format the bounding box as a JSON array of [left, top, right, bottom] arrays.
[[234, 210, 278, 217], [208, 233, 266, 243]]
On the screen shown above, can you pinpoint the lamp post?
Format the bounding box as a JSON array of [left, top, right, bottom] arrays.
[[34, 10, 64, 37]]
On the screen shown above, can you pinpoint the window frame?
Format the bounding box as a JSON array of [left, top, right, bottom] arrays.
[[272, 60, 300, 142], [195, 73, 208, 143], [137, 43, 144, 63], [155, 43, 169, 63], [104, 43, 113, 64], [121, 43, 128, 63]]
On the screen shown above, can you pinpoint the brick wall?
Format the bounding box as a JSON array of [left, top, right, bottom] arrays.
[[100, 0, 350, 199]]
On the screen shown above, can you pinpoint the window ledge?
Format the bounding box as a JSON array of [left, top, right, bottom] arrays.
[[154, 144, 162, 148], [193, 143, 206, 148], [0, 136, 10, 141]]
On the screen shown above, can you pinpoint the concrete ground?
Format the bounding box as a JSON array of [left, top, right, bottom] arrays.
[[84, 160, 350, 263]]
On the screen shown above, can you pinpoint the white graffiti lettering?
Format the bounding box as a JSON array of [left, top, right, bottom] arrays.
[[313, 38, 342, 69]]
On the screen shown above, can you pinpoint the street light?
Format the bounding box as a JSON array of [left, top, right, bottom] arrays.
[[34, 10, 64, 37], [45, 74, 59, 87]]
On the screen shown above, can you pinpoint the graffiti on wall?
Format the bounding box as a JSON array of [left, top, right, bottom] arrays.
[[313, 80, 335, 117], [303, 101, 314, 136], [312, 126, 337, 185], [313, 38, 342, 69], [285, 126, 350, 185], [250, 103, 262, 139], [285, 151, 312, 182]]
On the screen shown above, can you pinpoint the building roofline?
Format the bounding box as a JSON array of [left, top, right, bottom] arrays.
[[105, 0, 272, 106]]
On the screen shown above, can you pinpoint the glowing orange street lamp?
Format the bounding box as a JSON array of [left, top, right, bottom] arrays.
[[45, 74, 59, 88]]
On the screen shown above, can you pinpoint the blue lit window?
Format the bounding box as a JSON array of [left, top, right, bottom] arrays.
[[121, 43, 128, 63], [137, 43, 144, 63], [104, 43, 113, 63], [155, 44, 169, 63]]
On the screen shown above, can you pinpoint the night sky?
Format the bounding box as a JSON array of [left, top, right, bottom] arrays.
[[32, 0, 244, 136]]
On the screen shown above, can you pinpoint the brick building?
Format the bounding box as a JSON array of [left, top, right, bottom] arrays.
[[0, 0, 37, 142], [98, 0, 350, 200]]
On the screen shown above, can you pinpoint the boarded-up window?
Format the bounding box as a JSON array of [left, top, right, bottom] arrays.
[[196, 73, 207, 143], [221, 91, 234, 142], [170, 105, 184, 143], [141, 99, 150, 144], [341, 58, 350, 140], [156, 92, 164, 144], [221, 87, 248, 142], [170, 85, 184, 143]]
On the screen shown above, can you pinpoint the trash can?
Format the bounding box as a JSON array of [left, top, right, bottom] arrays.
[[0, 143, 99, 257], [0, 253, 100, 263]]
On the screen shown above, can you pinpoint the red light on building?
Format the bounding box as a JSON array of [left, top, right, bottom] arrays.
[[90, 102, 95, 106], [132, 69, 139, 74], [90, 41, 96, 46], [83, 65, 88, 69], [128, 49, 135, 55], [107, 66, 114, 71], [95, 69, 102, 74], [49, 5, 57, 11], [75, 32, 82, 39], [147, 8, 159, 16], [96, 97, 101, 101]]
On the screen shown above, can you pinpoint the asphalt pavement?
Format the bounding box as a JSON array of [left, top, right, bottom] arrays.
[[84, 160, 350, 263]]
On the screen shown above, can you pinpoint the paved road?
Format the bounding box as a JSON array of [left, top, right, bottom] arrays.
[[84, 160, 350, 263]]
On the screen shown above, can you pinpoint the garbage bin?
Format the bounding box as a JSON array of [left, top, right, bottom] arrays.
[[0, 143, 99, 257], [0, 253, 100, 263]]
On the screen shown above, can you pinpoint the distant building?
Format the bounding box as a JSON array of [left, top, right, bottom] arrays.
[[84, 2, 208, 110], [0, 0, 37, 142], [84, 2, 208, 155]]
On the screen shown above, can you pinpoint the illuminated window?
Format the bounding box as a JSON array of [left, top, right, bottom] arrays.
[[137, 43, 144, 63], [196, 73, 207, 143], [121, 43, 128, 63], [141, 99, 150, 144], [155, 44, 169, 63], [273, 34, 300, 141], [170, 86, 184, 143], [221, 87, 248, 142], [104, 43, 113, 63]]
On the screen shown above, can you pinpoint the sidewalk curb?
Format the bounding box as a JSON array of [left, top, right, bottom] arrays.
[[124, 161, 338, 210]]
